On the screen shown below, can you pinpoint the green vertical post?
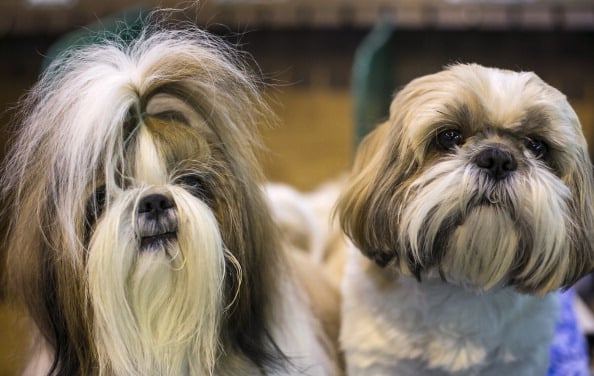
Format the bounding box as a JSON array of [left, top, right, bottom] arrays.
[[352, 21, 396, 146]]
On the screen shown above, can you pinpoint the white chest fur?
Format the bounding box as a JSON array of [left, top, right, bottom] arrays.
[[341, 248, 559, 376]]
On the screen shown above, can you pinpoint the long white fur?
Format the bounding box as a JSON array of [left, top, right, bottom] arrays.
[[87, 187, 226, 375]]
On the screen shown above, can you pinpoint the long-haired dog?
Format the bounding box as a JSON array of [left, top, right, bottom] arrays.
[[2, 26, 339, 375], [336, 64, 594, 375]]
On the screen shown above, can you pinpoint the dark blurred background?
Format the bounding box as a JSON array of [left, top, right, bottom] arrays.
[[1, 1, 593, 374]]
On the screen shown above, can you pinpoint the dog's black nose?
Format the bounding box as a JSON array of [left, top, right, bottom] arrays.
[[138, 193, 175, 217], [474, 147, 517, 180]]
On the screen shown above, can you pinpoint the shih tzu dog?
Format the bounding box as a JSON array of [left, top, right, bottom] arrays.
[[336, 64, 594, 375], [2, 26, 339, 375]]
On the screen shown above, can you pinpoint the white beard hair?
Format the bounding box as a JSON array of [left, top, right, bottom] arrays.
[[87, 186, 228, 375], [399, 155, 571, 291]]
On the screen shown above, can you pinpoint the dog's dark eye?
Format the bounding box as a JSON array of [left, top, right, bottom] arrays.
[[84, 185, 107, 244], [179, 175, 202, 189], [86, 186, 107, 220], [525, 138, 549, 159], [178, 174, 209, 199], [436, 129, 464, 150]]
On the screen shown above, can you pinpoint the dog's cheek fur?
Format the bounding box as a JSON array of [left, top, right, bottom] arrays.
[[205, 157, 289, 369], [510, 124, 594, 294], [5, 190, 96, 374]]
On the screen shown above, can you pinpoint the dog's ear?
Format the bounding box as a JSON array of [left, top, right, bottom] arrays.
[[561, 147, 594, 289], [337, 121, 402, 268]]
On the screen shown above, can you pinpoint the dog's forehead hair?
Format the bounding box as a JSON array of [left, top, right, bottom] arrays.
[[401, 74, 578, 155], [436, 102, 553, 136], [446, 67, 576, 138], [127, 115, 212, 185], [145, 115, 211, 160]]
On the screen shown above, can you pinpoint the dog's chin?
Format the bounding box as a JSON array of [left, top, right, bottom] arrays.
[[397, 162, 572, 294], [87, 186, 228, 374], [433, 204, 519, 292]]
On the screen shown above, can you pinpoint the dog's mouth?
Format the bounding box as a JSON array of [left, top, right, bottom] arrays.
[[139, 230, 178, 250], [136, 194, 179, 251], [466, 188, 514, 209], [475, 196, 501, 207]]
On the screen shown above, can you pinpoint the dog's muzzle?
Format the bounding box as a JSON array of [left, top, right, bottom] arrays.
[[136, 192, 178, 250]]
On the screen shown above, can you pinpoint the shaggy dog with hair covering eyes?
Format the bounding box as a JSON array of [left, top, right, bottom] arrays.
[[2, 25, 340, 376]]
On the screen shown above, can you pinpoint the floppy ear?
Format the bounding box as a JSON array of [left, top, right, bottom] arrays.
[[561, 146, 594, 288], [336, 121, 403, 267]]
